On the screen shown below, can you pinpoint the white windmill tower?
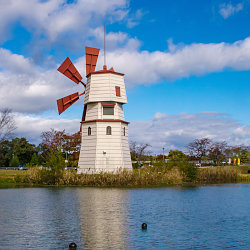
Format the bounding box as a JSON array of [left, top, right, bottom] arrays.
[[56, 46, 132, 173]]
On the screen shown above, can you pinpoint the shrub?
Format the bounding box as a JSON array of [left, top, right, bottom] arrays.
[[167, 161, 198, 182]]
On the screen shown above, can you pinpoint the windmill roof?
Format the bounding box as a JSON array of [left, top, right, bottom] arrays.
[[86, 68, 124, 77]]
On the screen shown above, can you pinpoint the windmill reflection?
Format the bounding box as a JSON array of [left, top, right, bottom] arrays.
[[77, 188, 129, 249]]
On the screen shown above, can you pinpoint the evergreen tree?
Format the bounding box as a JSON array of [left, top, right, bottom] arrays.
[[9, 155, 20, 168], [30, 153, 39, 166]]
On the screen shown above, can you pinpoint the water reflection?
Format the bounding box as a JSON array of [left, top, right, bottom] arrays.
[[0, 188, 82, 249], [77, 188, 129, 249]]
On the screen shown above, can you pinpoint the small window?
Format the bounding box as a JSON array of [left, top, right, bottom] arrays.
[[123, 127, 125, 136], [115, 86, 121, 97], [106, 126, 112, 135], [88, 127, 91, 136], [103, 106, 114, 115]]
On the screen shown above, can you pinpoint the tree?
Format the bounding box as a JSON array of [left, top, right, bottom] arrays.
[[0, 140, 12, 167], [9, 155, 20, 168], [129, 141, 151, 161], [0, 108, 16, 142], [208, 141, 227, 165], [10, 138, 37, 165], [63, 131, 81, 166], [240, 151, 249, 163], [167, 150, 187, 161], [44, 150, 65, 171], [224, 145, 250, 163], [187, 138, 212, 164], [0, 138, 37, 167], [41, 128, 66, 151], [63, 131, 81, 153], [30, 153, 39, 166]]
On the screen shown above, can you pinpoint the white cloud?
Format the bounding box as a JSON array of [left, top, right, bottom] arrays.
[[13, 112, 250, 151], [153, 112, 167, 120], [126, 9, 147, 28], [219, 3, 243, 19], [0, 48, 36, 74], [0, 0, 128, 41], [0, 48, 83, 113], [0, 0, 129, 46], [129, 112, 250, 153], [1, 36, 250, 113], [15, 113, 80, 144], [106, 37, 250, 86]]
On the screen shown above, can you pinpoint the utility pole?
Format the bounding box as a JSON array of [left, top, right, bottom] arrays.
[[163, 147, 165, 162]]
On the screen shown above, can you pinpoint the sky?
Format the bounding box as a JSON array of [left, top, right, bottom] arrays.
[[0, 0, 250, 153]]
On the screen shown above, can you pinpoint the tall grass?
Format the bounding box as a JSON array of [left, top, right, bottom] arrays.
[[14, 164, 250, 187], [198, 166, 239, 184], [15, 166, 183, 186]]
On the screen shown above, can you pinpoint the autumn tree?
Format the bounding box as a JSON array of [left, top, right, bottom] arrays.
[[40, 129, 81, 168], [187, 138, 212, 164], [0, 108, 16, 142], [208, 141, 227, 165], [63, 131, 81, 167], [63, 131, 81, 152], [41, 128, 66, 151]]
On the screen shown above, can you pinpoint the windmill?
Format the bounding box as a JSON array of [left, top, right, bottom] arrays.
[[56, 46, 132, 174]]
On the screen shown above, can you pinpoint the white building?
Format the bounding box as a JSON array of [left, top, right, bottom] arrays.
[[78, 66, 132, 173]]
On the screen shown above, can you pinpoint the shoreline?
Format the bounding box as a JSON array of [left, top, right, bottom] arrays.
[[1, 166, 250, 188]]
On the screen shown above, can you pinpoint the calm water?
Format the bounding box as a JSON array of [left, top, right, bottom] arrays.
[[0, 184, 249, 249]]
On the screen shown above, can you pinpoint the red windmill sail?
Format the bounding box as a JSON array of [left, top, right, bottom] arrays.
[[57, 92, 80, 115], [85, 47, 100, 75], [57, 46, 100, 115], [57, 57, 83, 84]]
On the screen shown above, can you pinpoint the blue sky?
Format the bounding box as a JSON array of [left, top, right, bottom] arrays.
[[0, 0, 249, 152]]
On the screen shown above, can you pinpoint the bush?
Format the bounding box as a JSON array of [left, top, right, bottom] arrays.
[[167, 161, 198, 182]]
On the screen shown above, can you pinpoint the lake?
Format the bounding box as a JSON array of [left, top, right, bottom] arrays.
[[0, 184, 249, 249]]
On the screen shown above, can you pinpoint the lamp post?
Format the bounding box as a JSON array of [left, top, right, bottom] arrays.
[[162, 147, 165, 162]]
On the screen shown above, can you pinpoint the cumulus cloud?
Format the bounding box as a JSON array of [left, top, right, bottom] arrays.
[[219, 3, 243, 19], [0, 0, 129, 45], [1, 36, 250, 113], [15, 113, 80, 144], [129, 112, 250, 153], [13, 111, 250, 151], [106, 37, 250, 86]]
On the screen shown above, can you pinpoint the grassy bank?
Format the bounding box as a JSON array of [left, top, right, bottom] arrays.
[[0, 164, 249, 188], [0, 169, 30, 187]]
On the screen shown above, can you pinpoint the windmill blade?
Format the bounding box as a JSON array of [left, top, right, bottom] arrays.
[[57, 57, 83, 84], [57, 92, 80, 115], [85, 47, 100, 75]]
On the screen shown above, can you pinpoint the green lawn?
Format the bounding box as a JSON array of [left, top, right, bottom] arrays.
[[0, 169, 27, 187]]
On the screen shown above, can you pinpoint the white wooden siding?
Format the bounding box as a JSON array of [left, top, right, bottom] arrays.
[[85, 103, 98, 120], [84, 73, 127, 104], [78, 121, 132, 173]]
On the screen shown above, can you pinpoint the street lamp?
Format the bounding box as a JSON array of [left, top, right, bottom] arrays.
[[163, 147, 165, 162]]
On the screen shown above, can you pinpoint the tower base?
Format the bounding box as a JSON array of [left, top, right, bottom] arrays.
[[78, 121, 132, 174]]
